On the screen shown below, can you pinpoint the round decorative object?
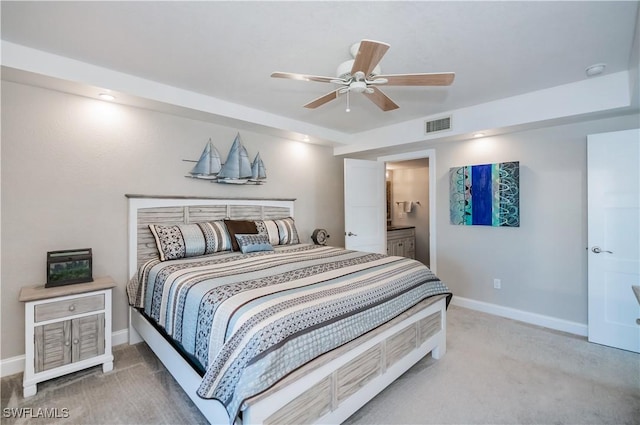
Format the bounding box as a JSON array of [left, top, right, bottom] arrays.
[[311, 228, 330, 245]]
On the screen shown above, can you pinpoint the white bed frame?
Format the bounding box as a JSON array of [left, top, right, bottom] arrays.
[[126, 195, 447, 425]]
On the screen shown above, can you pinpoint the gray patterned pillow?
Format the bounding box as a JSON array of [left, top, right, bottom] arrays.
[[255, 217, 300, 245], [149, 221, 231, 261], [234, 233, 274, 254]]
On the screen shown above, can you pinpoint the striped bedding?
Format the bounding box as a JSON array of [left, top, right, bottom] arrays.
[[127, 243, 451, 420]]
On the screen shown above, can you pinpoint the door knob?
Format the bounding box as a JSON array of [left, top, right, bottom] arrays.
[[591, 246, 613, 254], [346, 232, 358, 236]]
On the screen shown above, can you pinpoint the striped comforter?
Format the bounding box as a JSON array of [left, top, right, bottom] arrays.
[[127, 243, 450, 420]]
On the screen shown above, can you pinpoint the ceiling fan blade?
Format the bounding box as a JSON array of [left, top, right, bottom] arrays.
[[364, 86, 399, 111], [304, 89, 340, 109], [271, 72, 342, 84], [351, 40, 390, 76], [373, 72, 455, 86]]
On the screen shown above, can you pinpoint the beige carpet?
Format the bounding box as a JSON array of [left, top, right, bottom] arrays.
[[2, 306, 638, 424]]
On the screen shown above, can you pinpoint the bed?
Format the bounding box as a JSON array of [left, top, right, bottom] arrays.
[[126, 195, 451, 425]]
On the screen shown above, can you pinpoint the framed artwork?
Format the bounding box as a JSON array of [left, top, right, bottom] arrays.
[[449, 161, 519, 227]]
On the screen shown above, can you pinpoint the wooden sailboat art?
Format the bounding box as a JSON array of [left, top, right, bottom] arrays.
[[186, 139, 222, 180], [216, 133, 253, 184]]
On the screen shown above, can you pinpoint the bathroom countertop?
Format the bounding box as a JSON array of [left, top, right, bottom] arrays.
[[387, 225, 415, 231]]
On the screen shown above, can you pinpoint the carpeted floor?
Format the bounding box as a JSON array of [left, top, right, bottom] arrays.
[[2, 305, 639, 424]]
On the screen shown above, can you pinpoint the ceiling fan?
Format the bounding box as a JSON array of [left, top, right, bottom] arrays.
[[271, 39, 455, 112]]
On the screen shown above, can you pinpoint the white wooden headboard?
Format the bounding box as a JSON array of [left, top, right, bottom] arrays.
[[126, 195, 295, 277]]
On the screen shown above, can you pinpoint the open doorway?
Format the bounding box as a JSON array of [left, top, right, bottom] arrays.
[[378, 149, 436, 272], [386, 158, 430, 266]]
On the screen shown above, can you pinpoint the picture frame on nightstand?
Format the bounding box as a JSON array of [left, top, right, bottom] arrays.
[[46, 248, 93, 288]]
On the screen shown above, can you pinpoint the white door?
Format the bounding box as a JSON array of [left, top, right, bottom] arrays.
[[587, 128, 640, 353], [344, 158, 386, 253]]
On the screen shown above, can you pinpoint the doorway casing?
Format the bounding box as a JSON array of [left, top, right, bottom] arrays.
[[378, 149, 437, 274]]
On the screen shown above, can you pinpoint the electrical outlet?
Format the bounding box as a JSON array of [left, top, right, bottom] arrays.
[[493, 278, 501, 289]]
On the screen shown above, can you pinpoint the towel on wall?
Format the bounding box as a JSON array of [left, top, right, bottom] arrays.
[[400, 201, 413, 213]]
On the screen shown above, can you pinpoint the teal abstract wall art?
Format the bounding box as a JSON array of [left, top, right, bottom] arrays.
[[449, 161, 519, 227]]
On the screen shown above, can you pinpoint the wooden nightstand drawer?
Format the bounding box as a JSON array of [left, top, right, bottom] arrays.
[[34, 294, 104, 322]]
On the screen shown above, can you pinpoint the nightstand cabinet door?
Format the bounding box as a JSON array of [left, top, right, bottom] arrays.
[[73, 314, 105, 362], [33, 313, 105, 373], [34, 321, 72, 372]]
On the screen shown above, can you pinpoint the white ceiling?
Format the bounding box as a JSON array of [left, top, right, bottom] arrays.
[[1, 1, 639, 149]]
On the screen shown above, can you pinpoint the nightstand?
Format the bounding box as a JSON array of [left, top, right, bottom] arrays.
[[19, 276, 116, 397]]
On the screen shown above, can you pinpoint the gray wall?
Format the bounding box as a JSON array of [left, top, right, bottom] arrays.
[[432, 115, 639, 324], [355, 113, 638, 326], [1, 81, 345, 359]]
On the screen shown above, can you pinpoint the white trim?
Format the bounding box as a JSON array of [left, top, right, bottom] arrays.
[[377, 149, 437, 274], [0, 355, 25, 378], [111, 329, 129, 347], [451, 296, 588, 337], [0, 329, 129, 378]]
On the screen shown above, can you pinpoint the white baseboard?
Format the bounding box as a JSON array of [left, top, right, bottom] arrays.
[[0, 355, 25, 379], [111, 328, 129, 347], [0, 328, 130, 378], [451, 296, 588, 337]]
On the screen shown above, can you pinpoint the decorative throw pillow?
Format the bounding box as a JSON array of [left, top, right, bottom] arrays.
[[255, 219, 281, 245], [234, 234, 274, 254], [255, 217, 300, 245], [274, 217, 300, 245], [149, 221, 231, 261], [224, 220, 258, 251]]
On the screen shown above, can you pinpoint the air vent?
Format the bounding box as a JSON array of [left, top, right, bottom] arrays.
[[425, 116, 452, 134]]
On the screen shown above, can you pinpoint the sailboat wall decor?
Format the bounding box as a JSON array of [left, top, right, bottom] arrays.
[[185, 139, 222, 180], [217, 134, 253, 184], [184, 133, 266, 185], [250, 152, 267, 184]]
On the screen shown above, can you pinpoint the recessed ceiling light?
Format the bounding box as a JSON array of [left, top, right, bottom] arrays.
[[302, 135, 310, 142], [585, 63, 606, 77], [98, 93, 115, 101], [473, 133, 485, 138]]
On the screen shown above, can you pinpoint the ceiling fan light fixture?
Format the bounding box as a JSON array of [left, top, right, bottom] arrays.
[[350, 81, 367, 93]]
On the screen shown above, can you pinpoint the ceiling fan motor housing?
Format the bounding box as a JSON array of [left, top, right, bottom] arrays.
[[336, 60, 381, 81]]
